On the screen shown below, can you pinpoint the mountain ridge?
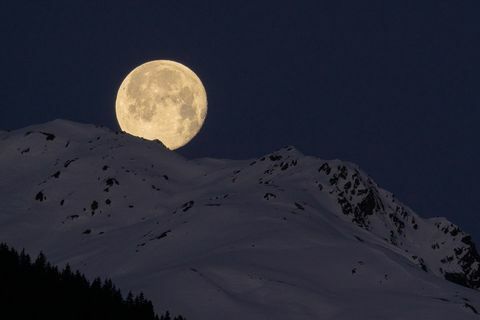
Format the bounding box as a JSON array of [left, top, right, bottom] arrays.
[[1, 119, 479, 319]]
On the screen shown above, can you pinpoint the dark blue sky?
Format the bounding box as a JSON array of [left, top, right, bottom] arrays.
[[1, 1, 480, 239]]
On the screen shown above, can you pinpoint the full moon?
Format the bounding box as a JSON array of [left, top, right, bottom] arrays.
[[115, 60, 207, 150]]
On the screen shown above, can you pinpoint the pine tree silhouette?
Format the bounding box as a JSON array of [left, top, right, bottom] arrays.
[[0, 242, 186, 320]]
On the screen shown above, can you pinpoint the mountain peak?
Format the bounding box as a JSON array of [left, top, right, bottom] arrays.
[[1, 120, 479, 320]]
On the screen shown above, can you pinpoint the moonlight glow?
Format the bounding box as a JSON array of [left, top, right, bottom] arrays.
[[115, 60, 207, 150]]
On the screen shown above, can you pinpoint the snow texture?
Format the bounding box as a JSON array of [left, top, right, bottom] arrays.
[[1, 119, 479, 319]]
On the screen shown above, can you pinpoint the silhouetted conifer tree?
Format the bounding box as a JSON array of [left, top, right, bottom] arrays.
[[0, 242, 185, 320]]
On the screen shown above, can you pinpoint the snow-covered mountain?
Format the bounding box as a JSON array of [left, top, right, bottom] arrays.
[[1, 119, 479, 319]]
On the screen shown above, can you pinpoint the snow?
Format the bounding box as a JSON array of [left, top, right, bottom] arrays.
[[0, 119, 479, 319]]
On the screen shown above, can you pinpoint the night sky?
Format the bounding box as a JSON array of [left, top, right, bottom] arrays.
[[1, 2, 480, 239]]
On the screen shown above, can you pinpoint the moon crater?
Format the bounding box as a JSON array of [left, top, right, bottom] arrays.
[[116, 60, 207, 150]]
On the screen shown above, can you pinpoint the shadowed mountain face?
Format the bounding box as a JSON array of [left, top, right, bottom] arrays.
[[1, 119, 479, 320]]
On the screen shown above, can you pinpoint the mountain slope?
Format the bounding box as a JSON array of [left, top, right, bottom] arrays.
[[0, 119, 479, 319]]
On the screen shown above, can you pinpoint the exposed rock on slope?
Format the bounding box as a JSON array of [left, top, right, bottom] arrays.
[[0, 119, 479, 320]]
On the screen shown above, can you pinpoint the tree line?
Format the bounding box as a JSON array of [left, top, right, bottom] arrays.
[[0, 242, 185, 320]]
